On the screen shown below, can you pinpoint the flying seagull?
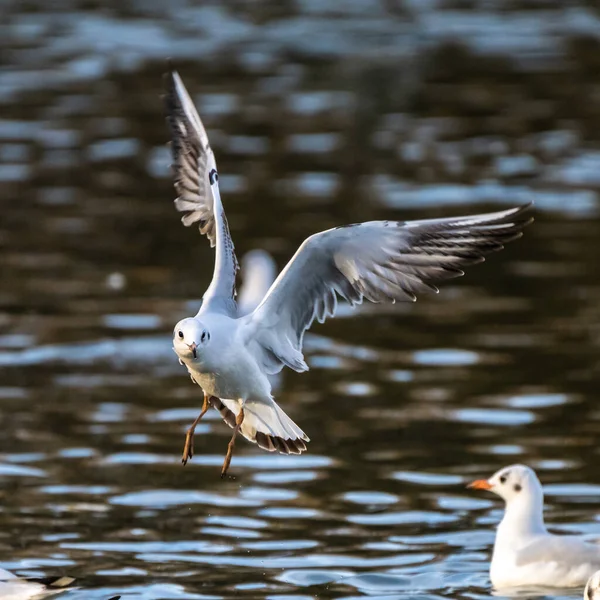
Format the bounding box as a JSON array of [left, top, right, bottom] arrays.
[[165, 69, 533, 477]]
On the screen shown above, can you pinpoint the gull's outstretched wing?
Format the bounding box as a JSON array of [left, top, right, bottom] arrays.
[[242, 204, 533, 374], [165, 70, 238, 314]]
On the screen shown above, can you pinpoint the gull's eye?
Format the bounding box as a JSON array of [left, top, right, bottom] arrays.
[[500, 475, 507, 484], [514, 483, 522, 492], [178, 331, 184, 339], [201, 331, 208, 343]]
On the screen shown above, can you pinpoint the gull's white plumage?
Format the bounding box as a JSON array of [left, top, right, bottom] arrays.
[[469, 464, 600, 589], [165, 69, 533, 468], [0, 568, 74, 600]]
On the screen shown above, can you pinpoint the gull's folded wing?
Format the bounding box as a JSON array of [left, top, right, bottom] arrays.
[[516, 535, 600, 570]]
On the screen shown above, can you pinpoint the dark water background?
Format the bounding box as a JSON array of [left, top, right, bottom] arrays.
[[2, 1, 600, 598]]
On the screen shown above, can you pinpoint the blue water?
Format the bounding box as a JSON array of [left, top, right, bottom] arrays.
[[1, 1, 600, 598]]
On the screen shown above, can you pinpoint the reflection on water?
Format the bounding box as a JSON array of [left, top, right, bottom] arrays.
[[2, 0, 600, 599]]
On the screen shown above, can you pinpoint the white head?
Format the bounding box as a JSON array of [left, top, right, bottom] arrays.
[[468, 464, 546, 533], [173, 318, 211, 362], [585, 571, 600, 600]]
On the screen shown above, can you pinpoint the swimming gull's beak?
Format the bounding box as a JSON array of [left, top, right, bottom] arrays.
[[188, 342, 197, 358], [467, 479, 493, 490]]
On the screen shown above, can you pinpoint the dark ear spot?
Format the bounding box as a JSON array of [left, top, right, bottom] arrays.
[[514, 483, 522, 492], [499, 469, 511, 485]]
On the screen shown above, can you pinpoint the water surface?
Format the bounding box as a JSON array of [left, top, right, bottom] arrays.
[[2, 1, 600, 599]]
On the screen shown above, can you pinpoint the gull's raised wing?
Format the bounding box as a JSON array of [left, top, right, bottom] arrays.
[[242, 204, 533, 374], [165, 70, 238, 313]]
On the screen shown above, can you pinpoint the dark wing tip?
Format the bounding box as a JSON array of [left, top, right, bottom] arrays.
[[163, 66, 176, 92], [164, 74, 180, 111], [163, 73, 178, 122], [520, 200, 534, 211], [505, 203, 534, 227], [164, 58, 177, 83], [508, 201, 534, 215], [521, 216, 534, 228], [255, 432, 308, 455], [28, 576, 75, 589]]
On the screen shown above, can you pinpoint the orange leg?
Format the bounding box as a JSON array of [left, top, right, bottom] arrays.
[[220, 407, 244, 478], [181, 393, 210, 465]]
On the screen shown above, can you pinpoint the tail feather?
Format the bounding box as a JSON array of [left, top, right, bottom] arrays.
[[256, 431, 307, 454], [209, 396, 309, 455]]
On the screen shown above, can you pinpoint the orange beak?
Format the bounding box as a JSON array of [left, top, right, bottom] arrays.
[[467, 479, 493, 491]]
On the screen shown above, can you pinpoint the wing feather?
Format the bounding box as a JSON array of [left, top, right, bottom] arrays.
[[165, 70, 239, 312], [242, 204, 533, 374]]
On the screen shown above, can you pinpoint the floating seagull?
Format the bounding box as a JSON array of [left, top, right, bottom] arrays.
[[585, 571, 600, 600], [0, 568, 74, 600], [180, 247, 278, 464], [165, 69, 533, 477], [468, 464, 600, 589]]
